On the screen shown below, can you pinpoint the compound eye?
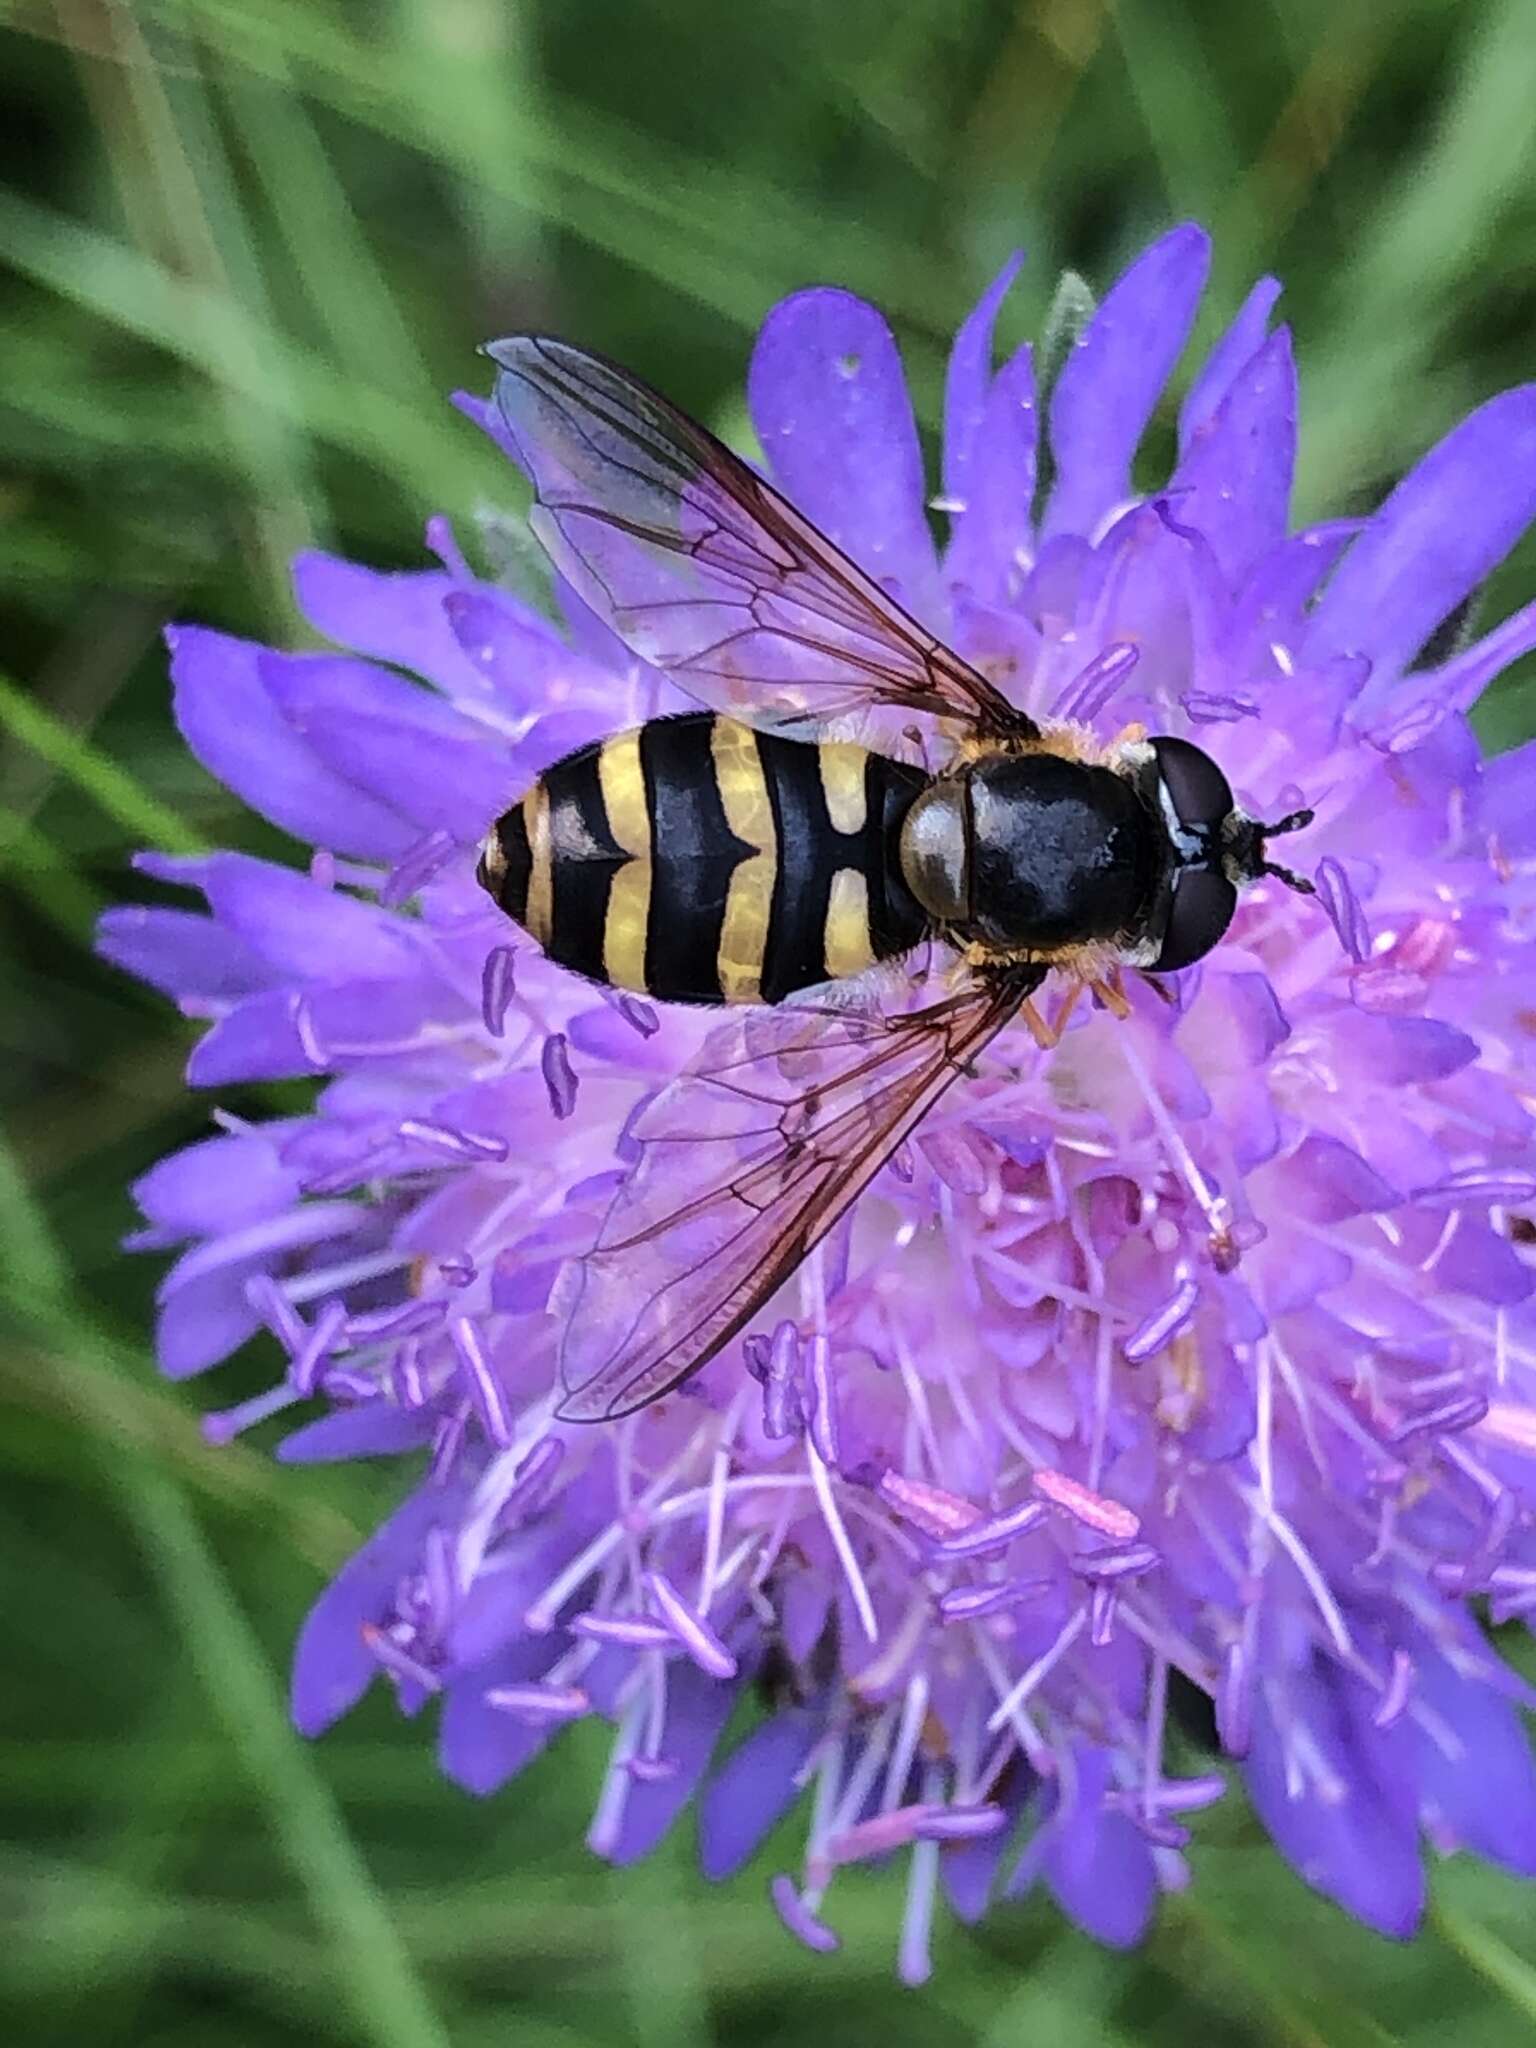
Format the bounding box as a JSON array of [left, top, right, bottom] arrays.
[[1153, 736, 1234, 835], [1151, 866, 1237, 971]]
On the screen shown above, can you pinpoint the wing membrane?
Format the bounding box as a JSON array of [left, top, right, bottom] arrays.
[[487, 336, 1034, 749], [552, 972, 1039, 1421]]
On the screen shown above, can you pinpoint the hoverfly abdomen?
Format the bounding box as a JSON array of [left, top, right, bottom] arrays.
[[478, 712, 930, 1006]]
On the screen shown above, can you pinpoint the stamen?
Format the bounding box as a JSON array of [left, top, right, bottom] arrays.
[[345, 1297, 447, 1344], [498, 1437, 566, 1523], [570, 1613, 675, 1650], [880, 1671, 930, 1814], [542, 1033, 578, 1118], [1373, 1648, 1415, 1729], [1414, 1168, 1536, 1209], [398, 1118, 510, 1162], [1254, 1338, 1275, 1511], [291, 993, 328, 1070], [202, 1380, 301, 1445], [769, 1874, 840, 1954], [937, 1577, 1053, 1623], [587, 1692, 644, 1858], [985, 1607, 1088, 1734], [935, 1498, 1048, 1560], [381, 828, 457, 909], [481, 946, 518, 1036], [449, 1317, 516, 1446], [361, 1624, 440, 1693], [627, 1755, 679, 1783], [1070, 1543, 1160, 1581], [912, 1803, 1007, 1841], [429, 1405, 469, 1483], [1054, 640, 1140, 722], [1185, 690, 1258, 724], [245, 1272, 309, 1355], [320, 1367, 380, 1401], [1123, 1278, 1199, 1363], [1115, 1030, 1226, 1239], [878, 1468, 983, 1541], [485, 1682, 590, 1723], [1246, 1492, 1354, 1656], [1089, 1582, 1117, 1644], [1034, 1467, 1141, 1542], [698, 1442, 731, 1608], [614, 992, 660, 1038], [1314, 857, 1370, 963], [389, 1340, 430, 1408], [804, 1333, 841, 1469], [898, 1802, 941, 1989], [1389, 1391, 1490, 1443], [1142, 1652, 1169, 1824], [644, 1569, 738, 1680], [808, 1436, 879, 1643], [824, 1803, 930, 1865], [1217, 1637, 1252, 1755]]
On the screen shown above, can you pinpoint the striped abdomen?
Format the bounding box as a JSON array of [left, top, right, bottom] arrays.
[[477, 713, 930, 1005]]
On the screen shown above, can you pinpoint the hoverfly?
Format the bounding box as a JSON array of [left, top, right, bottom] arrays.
[[475, 336, 1315, 1423]]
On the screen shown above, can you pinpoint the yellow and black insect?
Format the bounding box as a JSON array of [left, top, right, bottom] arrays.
[[475, 337, 1315, 1422]]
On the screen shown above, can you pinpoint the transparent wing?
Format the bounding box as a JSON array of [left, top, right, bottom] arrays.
[[487, 335, 1035, 749], [552, 970, 1040, 1421]]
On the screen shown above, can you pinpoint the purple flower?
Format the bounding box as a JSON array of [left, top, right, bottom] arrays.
[[100, 225, 1536, 1979]]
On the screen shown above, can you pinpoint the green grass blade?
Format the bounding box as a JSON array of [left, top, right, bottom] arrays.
[[0, 670, 208, 856]]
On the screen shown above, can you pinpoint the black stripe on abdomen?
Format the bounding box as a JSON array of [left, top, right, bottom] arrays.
[[541, 742, 626, 984], [643, 717, 747, 1003]]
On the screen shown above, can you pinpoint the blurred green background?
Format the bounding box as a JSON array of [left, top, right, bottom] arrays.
[[5, 1, 1536, 2042]]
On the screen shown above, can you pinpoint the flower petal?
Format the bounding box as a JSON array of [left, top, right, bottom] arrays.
[[292, 551, 490, 702], [1040, 1745, 1157, 1948], [1246, 1662, 1424, 1938], [261, 652, 516, 841], [1179, 275, 1282, 447], [1306, 384, 1536, 686], [596, 1659, 742, 1867], [943, 252, 1025, 504], [276, 1405, 436, 1463], [749, 288, 937, 614], [197, 854, 424, 983], [699, 1705, 820, 1880], [1168, 327, 1296, 584], [291, 1484, 461, 1736], [169, 627, 410, 860], [1043, 223, 1211, 542], [945, 341, 1038, 607], [133, 1129, 301, 1240], [95, 906, 271, 1003], [1415, 1638, 1536, 1875]]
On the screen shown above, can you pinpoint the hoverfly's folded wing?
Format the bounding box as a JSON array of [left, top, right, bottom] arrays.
[[487, 336, 1033, 754], [552, 974, 1036, 1421]]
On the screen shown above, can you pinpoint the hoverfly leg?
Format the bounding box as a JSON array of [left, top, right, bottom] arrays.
[[1020, 978, 1082, 1051], [1085, 967, 1132, 1021], [1109, 720, 1148, 749], [1136, 971, 1177, 1007]]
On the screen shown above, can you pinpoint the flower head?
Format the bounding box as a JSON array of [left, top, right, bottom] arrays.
[[100, 224, 1536, 1977]]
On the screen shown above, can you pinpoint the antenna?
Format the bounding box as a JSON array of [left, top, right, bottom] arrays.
[[1257, 806, 1316, 896]]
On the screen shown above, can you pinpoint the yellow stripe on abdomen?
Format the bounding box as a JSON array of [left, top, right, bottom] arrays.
[[711, 718, 777, 1004], [597, 729, 652, 991], [522, 783, 553, 948], [818, 741, 869, 836], [824, 866, 877, 978]]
